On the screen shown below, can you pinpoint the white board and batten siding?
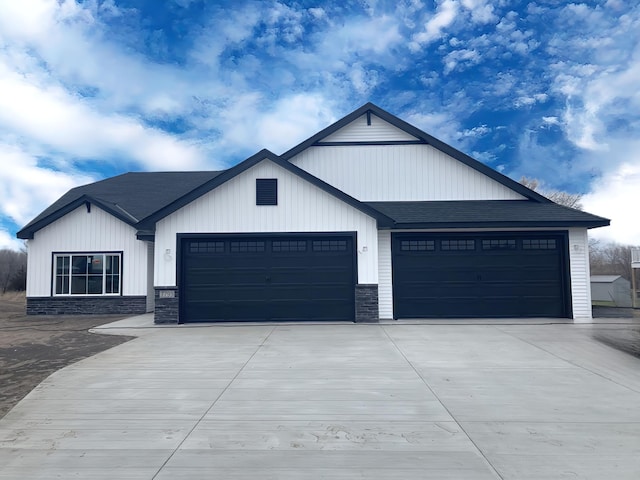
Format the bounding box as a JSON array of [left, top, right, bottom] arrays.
[[26, 205, 149, 297], [569, 228, 593, 320], [154, 158, 379, 287], [146, 242, 155, 312], [320, 113, 419, 142], [377, 230, 393, 319], [290, 144, 526, 202]]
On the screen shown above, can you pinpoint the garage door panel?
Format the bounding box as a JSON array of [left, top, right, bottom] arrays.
[[181, 236, 355, 322], [393, 233, 568, 318], [400, 297, 478, 317]]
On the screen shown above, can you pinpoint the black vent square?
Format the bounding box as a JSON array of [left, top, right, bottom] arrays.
[[256, 178, 277, 205]]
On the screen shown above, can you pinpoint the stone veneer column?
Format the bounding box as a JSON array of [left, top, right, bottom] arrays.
[[154, 287, 179, 324], [355, 284, 379, 323]]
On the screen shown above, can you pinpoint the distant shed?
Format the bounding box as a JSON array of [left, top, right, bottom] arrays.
[[591, 275, 632, 308]]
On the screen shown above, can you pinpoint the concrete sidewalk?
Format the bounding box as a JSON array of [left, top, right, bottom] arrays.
[[1, 318, 640, 479]]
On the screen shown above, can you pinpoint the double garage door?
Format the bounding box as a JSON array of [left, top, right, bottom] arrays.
[[180, 234, 355, 322], [392, 232, 570, 318]]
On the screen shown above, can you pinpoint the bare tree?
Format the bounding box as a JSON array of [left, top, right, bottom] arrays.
[[0, 249, 27, 293], [520, 176, 583, 210], [589, 241, 634, 281]]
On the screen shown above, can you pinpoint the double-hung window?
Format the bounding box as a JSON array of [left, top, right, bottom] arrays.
[[54, 253, 121, 295]]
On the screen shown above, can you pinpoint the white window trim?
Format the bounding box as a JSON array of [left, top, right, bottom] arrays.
[[53, 252, 122, 296]]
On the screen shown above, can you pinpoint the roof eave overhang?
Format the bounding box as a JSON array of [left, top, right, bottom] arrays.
[[17, 195, 139, 240], [381, 220, 611, 230], [136, 230, 155, 241]]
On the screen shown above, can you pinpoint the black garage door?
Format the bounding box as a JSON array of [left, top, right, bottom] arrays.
[[392, 233, 569, 318], [180, 234, 355, 322]]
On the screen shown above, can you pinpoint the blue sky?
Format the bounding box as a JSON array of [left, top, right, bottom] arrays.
[[0, 0, 638, 249]]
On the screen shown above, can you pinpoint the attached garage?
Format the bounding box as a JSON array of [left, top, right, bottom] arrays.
[[180, 234, 356, 322], [392, 232, 570, 318]]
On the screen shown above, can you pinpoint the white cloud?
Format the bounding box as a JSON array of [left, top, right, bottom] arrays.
[[461, 125, 490, 138], [218, 93, 337, 156], [461, 0, 497, 24], [410, 0, 459, 50], [547, 5, 640, 153], [404, 110, 463, 147], [348, 64, 380, 95], [0, 61, 208, 170], [324, 15, 403, 57], [542, 116, 560, 126], [0, 0, 215, 118], [0, 228, 25, 251], [583, 161, 640, 245], [561, 100, 606, 151], [0, 144, 94, 227], [443, 48, 480, 73], [308, 7, 326, 20], [514, 93, 548, 108]]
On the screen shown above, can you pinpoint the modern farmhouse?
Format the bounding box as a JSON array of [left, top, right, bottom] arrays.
[[17, 103, 609, 323]]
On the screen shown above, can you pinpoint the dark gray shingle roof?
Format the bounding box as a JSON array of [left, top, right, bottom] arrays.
[[18, 171, 223, 238], [366, 200, 610, 229]]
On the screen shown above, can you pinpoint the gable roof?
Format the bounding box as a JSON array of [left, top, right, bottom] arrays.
[[17, 171, 224, 239], [282, 102, 551, 203], [366, 200, 610, 229], [136, 149, 394, 230], [591, 275, 625, 283], [18, 150, 394, 240], [18, 103, 610, 240]]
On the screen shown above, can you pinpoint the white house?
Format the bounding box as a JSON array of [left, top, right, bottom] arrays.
[[17, 103, 609, 323]]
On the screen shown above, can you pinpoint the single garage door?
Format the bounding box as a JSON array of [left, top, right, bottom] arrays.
[[392, 233, 569, 318], [180, 234, 355, 322]]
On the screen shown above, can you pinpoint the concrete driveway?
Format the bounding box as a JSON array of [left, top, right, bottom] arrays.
[[1, 317, 640, 479]]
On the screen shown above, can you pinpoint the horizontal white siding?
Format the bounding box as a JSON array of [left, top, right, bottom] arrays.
[[290, 144, 525, 201], [377, 230, 393, 319], [26, 205, 148, 297], [569, 228, 592, 320], [321, 114, 418, 142], [155, 159, 379, 287]]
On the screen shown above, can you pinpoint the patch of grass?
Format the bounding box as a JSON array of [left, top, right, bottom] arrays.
[[592, 300, 617, 307]]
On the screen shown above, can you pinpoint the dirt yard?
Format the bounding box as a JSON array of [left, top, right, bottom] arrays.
[[0, 292, 132, 419]]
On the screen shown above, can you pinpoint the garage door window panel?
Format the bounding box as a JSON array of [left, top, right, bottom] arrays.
[[272, 240, 307, 252], [401, 240, 435, 251], [482, 239, 516, 250], [523, 239, 557, 250], [441, 239, 475, 251], [230, 241, 265, 253], [190, 241, 225, 254], [313, 239, 348, 252]]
